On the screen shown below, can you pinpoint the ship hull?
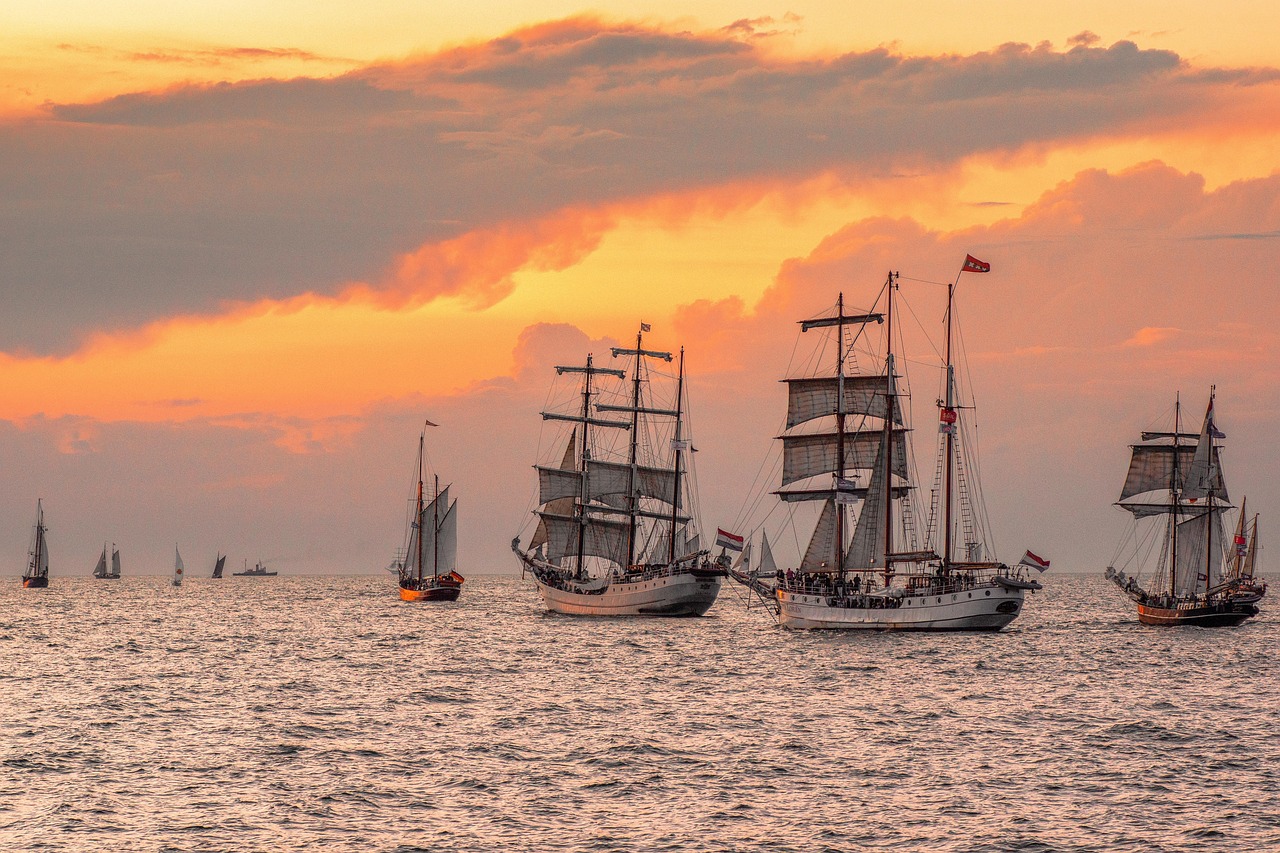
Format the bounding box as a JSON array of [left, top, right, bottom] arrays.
[[1136, 602, 1257, 627], [399, 582, 462, 602], [21, 576, 48, 588], [777, 583, 1026, 631], [520, 551, 722, 616]]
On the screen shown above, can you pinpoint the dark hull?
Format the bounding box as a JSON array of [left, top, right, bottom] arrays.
[[232, 571, 278, 576], [22, 575, 49, 588], [399, 582, 462, 602], [94, 575, 121, 580], [1137, 601, 1258, 627]]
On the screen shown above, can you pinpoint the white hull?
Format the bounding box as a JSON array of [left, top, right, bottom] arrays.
[[528, 565, 722, 617], [777, 583, 1026, 631]]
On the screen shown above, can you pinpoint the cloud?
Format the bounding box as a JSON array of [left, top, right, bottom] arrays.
[[4, 18, 1277, 353], [1123, 327, 1181, 347]]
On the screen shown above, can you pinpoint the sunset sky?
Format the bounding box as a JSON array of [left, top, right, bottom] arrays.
[[3, 2, 1279, 576]]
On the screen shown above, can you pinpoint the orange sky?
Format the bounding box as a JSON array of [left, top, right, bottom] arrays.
[[2, 5, 1279, 575]]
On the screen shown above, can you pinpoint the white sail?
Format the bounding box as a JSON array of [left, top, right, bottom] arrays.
[[37, 526, 49, 575], [437, 500, 458, 574], [1172, 509, 1226, 596], [784, 375, 903, 429], [173, 547, 185, 587], [535, 512, 631, 566], [93, 547, 108, 578], [110, 547, 121, 578], [781, 429, 908, 486], [845, 429, 889, 569], [759, 530, 778, 574], [530, 433, 577, 552], [731, 539, 752, 572], [537, 460, 679, 507], [1244, 519, 1260, 577], [800, 498, 840, 572]]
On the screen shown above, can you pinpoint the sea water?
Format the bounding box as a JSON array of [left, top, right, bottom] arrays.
[[1, 575, 1276, 851]]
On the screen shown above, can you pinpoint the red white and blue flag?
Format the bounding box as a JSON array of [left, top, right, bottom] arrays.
[[715, 528, 745, 552], [1019, 550, 1050, 572], [962, 254, 991, 273]]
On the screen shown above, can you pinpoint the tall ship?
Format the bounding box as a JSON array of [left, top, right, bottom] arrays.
[[22, 500, 50, 588], [730, 263, 1041, 630], [92, 543, 122, 579], [212, 553, 226, 578], [397, 424, 463, 602], [1105, 390, 1265, 626], [234, 560, 278, 577], [511, 325, 726, 616]]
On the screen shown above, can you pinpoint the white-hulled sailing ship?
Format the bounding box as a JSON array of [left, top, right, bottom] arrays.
[[92, 543, 122, 579], [730, 266, 1041, 630], [398, 423, 463, 602], [22, 500, 50, 588], [511, 325, 726, 616], [1105, 389, 1265, 626]]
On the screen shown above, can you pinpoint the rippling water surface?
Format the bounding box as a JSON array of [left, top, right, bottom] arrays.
[[1, 574, 1277, 851]]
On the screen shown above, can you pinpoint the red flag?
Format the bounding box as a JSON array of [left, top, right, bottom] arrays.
[[962, 254, 990, 273]]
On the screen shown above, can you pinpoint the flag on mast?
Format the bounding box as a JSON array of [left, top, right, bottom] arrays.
[[962, 254, 991, 273], [1019, 550, 1050, 572], [715, 528, 745, 552]]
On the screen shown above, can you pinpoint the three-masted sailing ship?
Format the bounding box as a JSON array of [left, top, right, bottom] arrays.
[[731, 267, 1041, 630], [512, 325, 726, 616], [22, 499, 50, 588], [92, 544, 122, 579], [397, 424, 463, 602], [1105, 390, 1265, 626]]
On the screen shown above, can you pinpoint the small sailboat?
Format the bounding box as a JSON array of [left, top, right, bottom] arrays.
[[729, 265, 1041, 630], [173, 546, 184, 587], [512, 325, 726, 616], [233, 560, 277, 576], [22, 500, 50, 588], [93, 544, 122, 579], [1105, 389, 1264, 626], [398, 423, 463, 601], [211, 553, 226, 578]]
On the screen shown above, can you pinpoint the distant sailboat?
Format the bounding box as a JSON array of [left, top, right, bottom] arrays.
[[93, 543, 122, 579], [212, 553, 226, 578], [398, 423, 464, 601], [1105, 389, 1265, 626], [22, 500, 50, 588], [173, 546, 184, 587]]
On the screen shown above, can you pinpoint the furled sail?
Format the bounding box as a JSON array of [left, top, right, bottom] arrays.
[[781, 429, 908, 486], [784, 376, 904, 429]]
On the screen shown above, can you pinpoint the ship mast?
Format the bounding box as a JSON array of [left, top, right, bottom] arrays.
[[433, 473, 441, 580], [578, 354, 595, 570], [882, 271, 897, 587], [626, 329, 644, 567], [943, 279, 956, 566], [834, 292, 846, 574], [1204, 386, 1216, 597], [416, 433, 425, 583], [669, 348, 686, 564], [1170, 394, 1180, 601]]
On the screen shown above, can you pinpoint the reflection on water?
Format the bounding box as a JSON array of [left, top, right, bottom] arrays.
[[0, 575, 1276, 851]]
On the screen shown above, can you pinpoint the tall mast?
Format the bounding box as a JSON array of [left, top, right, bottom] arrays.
[[834, 292, 846, 574], [433, 473, 441, 579], [416, 432, 425, 582], [1170, 394, 1180, 600], [1204, 387, 1216, 597], [626, 328, 644, 567], [577, 354, 595, 570], [882, 271, 897, 587], [669, 347, 686, 564], [943, 279, 956, 566]]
